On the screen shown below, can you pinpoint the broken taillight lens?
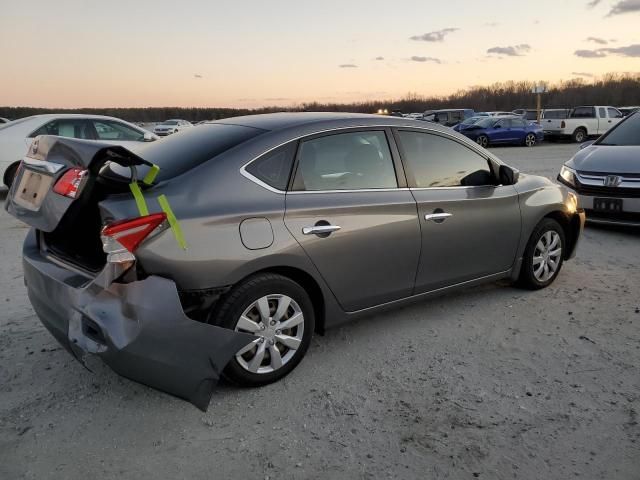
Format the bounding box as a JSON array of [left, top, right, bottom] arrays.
[[53, 168, 88, 199], [101, 213, 167, 264]]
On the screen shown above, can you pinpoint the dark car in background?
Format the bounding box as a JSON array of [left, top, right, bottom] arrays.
[[422, 109, 475, 127], [5, 113, 583, 408], [459, 116, 544, 148], [558, 112, 640, 226], [619, 106, 639, 117]]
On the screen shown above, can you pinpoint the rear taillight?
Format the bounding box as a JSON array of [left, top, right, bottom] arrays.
[[53, 168, 88, 199], [561, 120, 566, 128], [101, 213, 167, 264]]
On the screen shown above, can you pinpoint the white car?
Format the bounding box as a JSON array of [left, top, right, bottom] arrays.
[[543, 106, 624, 143], [0, 114, 157, 187], [0, 117, 11, 124], [153, 119, 193, 136]]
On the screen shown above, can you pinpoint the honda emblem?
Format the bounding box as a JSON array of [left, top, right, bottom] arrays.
[[604, 175, 622, 187]]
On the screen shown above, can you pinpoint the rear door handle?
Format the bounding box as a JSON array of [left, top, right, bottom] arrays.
[[425, 212, 452, 222], [302, 225, 341, 235]]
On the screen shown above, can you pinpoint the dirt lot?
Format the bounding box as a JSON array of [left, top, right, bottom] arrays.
[[1, 143, 638, 480]]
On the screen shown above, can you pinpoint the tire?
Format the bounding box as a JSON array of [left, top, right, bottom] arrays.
[[3, 161, 20, 188], [210, 273, 314, 387], [525, 133, 537, 147], [572, 128, 587, 143], [517, 218, 566, 290], [476, 135, 489, 148]]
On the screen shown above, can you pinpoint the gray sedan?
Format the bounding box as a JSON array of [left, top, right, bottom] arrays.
[[6, 113, 585, 409], [558, 112, 640, 226]]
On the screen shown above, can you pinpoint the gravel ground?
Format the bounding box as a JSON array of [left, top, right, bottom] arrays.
[[1, 143, 638, 480]]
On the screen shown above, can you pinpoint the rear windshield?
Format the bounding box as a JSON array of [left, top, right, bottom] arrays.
[[597, 113, 640, 146], [111, 123, 266, 180]]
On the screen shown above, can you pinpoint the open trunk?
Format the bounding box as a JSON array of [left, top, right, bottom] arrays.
[[6, 136, 147, 272]]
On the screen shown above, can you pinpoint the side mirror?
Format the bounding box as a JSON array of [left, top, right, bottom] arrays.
[[579, 140, 595, 150], [143, 132, 155, 142], [499, 165, 520, 185]]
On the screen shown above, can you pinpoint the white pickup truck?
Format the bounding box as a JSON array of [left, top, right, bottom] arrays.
[[543, 106, 624, 143]]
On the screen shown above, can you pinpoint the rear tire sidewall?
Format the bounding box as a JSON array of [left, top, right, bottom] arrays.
[[518, 218, 566, 290], [213, 274, 315, 387]]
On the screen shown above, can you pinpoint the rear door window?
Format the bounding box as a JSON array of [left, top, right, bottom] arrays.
[[31, 119, 93, 139], [292, 131, 397, 191]]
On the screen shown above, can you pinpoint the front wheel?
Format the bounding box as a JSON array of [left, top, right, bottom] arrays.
[[517, 218, 565, 290], [211, 273, 314, 387], [476, 135, 489, 148], [3, 161, 20, 188], [525, 133, 537, 147]]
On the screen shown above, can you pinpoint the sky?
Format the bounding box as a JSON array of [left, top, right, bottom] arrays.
[[0, 0, 639, 108]]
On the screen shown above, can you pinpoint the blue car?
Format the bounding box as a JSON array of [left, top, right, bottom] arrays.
[[458, 116, 544, 148], [452, 115, 487, 132]]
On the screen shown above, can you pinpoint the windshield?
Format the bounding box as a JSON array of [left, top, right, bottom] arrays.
[[461, 117, 484, 125], [597, 112, 640, 146], [162, 120, 179, 125]]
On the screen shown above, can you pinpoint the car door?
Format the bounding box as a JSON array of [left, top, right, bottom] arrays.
[[491, 119, 513, 143], [510, 118, 528, 143], [284, 129, 421, 312], [393, 128, 521, 292], [606, 108, 624, 132]]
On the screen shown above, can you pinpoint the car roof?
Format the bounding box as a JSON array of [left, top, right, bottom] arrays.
[[209, 111, 455, 134]]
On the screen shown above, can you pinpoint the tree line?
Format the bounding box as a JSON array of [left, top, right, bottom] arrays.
[[2, 73, 639, 122]]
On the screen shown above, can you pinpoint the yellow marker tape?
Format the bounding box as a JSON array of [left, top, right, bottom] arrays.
[[129, 182, 149, 216], [143, 164, 160, 185], [157, 194, 187, 250]]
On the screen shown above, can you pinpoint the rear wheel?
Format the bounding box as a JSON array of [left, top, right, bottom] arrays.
[[476, 135, 489, 148], [525, 133, 537, 147], [3, 161, 20, 188], [572, 128, 587, 143], [211, 273, 314, 387], [517, 218, 565, 289]]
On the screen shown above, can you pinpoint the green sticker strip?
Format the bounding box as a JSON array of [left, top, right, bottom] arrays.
[[129, 182, 149, 216], [143, 164, 160, 185], [157, 194, 187, 250]]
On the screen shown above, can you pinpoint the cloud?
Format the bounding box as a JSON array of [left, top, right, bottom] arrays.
[[484, 22, 500, 27], [572, 72, 595, 77], [587, 0, 601, 7], [374, 56, 384, 60], [486, 44, 531, 56], [338, 64, 358, 68], [608, 0, 640, 15], [410, 28, 458, 42], [194, 74, 203, 78], [575, 43, 640, 58], [410, 56, 442, 64], [586, 36, 608, 44]]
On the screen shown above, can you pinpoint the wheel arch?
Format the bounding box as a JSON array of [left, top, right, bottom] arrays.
[[542, 210, 581, 260], [3, 160, 20, 187], [228, 266, 328, 335]]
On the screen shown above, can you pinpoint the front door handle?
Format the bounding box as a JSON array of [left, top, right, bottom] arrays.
[[425, 212, 452, 222], [302, 224, 341, 236]]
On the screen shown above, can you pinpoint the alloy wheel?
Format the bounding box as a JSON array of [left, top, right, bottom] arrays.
[[476, 136, 489, 148], [525, 134, 536, 147], [532, 231, 562, 282], [234, 294, 305, 374]]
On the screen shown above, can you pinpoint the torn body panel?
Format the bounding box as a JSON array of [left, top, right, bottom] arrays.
[[23, 229, 254, 410]]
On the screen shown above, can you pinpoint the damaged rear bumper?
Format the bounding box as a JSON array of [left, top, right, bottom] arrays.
[[22, 229, 253, 410]]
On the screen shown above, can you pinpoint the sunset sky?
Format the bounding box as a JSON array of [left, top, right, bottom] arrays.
[[1, 0, 639, 108]]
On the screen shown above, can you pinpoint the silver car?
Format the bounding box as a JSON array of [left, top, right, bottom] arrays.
[[6, 113, 585, 409], [558, 112, 640, 226]]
